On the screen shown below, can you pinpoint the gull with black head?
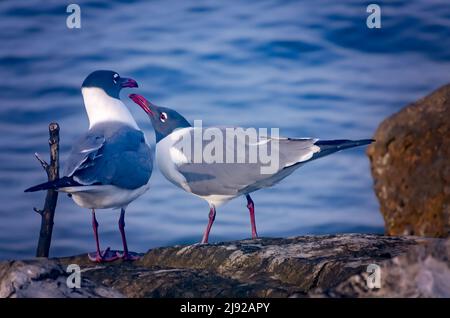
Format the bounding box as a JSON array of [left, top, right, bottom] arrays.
[[130, 93, 373, 244], [25, 70, 153, 262]]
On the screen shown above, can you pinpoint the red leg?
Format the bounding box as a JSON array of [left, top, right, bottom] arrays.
[[246, 194, 258, 239], [92, 209, 102, 258], [117, 208, 139, 261], [201, 205, 216, 244], [88, 209, 118, 262]]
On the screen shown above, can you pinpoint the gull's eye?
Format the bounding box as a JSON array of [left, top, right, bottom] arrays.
[[113, 73, 119, 84], [160, 112, 167, 123]]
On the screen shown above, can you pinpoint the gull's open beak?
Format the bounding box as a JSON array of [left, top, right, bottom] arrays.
[[129, 94, 154, 116], [120, 77, 138, 88]]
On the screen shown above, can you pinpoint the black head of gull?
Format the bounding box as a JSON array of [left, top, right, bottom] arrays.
[[82, 70, 138, 99], [129, 93, 191, 143]]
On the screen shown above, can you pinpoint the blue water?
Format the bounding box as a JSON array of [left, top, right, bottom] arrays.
[[0, 0, 449, 260]]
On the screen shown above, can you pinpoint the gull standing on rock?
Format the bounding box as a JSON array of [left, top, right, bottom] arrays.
[[25, 70, 153, 262], [130, 93, 373, 244]]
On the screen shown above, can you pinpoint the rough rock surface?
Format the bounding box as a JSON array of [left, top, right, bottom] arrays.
[[367, 84, 450, 237], [0, 259, 122, 298], [311, 237, 450, 297], [0, 234, 448, 298]]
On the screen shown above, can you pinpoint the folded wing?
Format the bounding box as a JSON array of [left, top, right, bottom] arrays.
[[64, 122, 153, 190], [173, 127, 319, 196]]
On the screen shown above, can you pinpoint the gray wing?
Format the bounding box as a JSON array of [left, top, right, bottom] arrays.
[[63, 123, 153, 190], [64, 134, 105, 177], [174, 127, 319, 196]]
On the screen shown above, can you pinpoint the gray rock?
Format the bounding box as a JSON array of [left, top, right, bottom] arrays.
[[0, 234, 448, 298], [311, 237, 450, 297], [0, 258, 122, 298]]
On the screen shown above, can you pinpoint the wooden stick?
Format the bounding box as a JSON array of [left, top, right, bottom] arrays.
[[35, 122, 60, 258], [34, 152, 50, 176]]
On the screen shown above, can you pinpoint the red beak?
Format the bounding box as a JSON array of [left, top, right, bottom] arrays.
[[129, 94, 154, 116], [120, 77, 138, 88]]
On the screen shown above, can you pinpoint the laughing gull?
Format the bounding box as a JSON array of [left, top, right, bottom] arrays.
[[25, 70, 153, 262], [130, 94, 373, 244]]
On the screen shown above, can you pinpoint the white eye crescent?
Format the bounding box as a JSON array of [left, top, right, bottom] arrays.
[[160, 112, 167, 122], [113, 73, 119, 84]]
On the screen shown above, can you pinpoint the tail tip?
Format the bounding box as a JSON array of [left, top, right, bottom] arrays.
[[24, 186, 37, 193]]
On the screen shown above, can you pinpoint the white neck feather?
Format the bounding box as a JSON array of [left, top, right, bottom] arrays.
[[81, 87, 139, 130]]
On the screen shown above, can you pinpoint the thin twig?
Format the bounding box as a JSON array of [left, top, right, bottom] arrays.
[[34, 152, 50, 176], [33, 207, 43, 215]]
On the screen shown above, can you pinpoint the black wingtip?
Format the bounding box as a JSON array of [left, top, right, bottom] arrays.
[[351, 139, 375, 146], [24, 184, 45, 192], [359, 138, 375, 145], [24, 176, 82, 193], [24, 179, 59, 193]]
